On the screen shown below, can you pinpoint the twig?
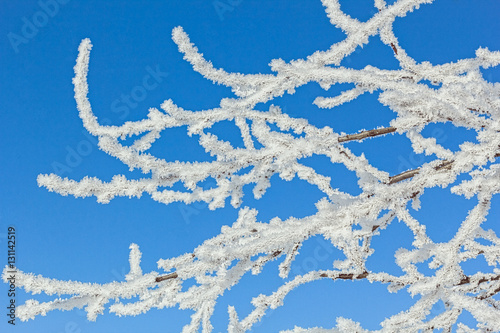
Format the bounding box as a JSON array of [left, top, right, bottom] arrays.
[[320, 271, 369, 280], [338, 126, 396, 143], [458, 273, 500, 287], [388, 160, 454, 185], [457, 273, 500, 300], [388, 168, 421, 185], [390, 43, 398, 55], [156, 272, 178, 282]]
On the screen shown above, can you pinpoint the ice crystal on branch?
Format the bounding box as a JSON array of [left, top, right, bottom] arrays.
[[3, 0, 500, 331]]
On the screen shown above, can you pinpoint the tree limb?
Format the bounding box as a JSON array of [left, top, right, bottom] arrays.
[[338, 126, 396, 143], [155, 272, 178, 283]]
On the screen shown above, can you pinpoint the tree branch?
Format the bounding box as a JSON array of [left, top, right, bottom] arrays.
[[388, 160, 454, 185], [320, 271, 369, 280], [457, 273, 500, 300], [388, 168, 421, 185], [155, 272, 178, 283], [338, 126, 396, 143]]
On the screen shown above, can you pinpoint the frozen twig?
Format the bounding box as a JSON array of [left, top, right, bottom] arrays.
[[6, 0, 500, 331]]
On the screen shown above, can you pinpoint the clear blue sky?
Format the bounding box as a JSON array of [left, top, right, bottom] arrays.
[[1, 0, 500, 332]]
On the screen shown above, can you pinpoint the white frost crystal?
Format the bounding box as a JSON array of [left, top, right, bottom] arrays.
[[4, 0, 500, 331]]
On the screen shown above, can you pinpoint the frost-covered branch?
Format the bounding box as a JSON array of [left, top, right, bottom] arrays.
[[6, 0, 500, 331]]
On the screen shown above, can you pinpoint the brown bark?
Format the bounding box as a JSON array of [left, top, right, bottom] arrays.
[[338, 126, 396, 143], [155, 272, 178, 282]]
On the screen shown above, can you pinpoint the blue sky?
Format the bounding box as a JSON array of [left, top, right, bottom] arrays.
[[1, 0, 500, 332]]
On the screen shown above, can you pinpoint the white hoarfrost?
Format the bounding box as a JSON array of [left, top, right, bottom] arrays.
[[4, 0, 500, 331]]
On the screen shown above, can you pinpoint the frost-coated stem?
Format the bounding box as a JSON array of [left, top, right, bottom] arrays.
[[6, 0, 500, 331]]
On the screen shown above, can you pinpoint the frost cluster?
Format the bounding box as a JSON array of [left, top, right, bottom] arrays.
[[3, 0, 500, 331]]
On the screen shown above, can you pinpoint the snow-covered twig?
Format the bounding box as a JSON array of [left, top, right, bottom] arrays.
[[4, 0, 500, 331]]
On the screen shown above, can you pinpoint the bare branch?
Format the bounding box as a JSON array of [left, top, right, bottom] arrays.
[[388, 160, 454, 185], [338, 126, 396, 143], [155, 272, 178, 283]]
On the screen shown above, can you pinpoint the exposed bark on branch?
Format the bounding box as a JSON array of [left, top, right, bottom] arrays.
[[458, 273, 500, 287], [155, 272, 178, 282], [155, 251, 285, 283], [390, 43, 398, 55], [319, 271, 369, 280], [457, 273, 500, 300], [388, 160, 454, 185], [338, 126, 396, 143], [337, 126, 458, 186], [388, 168, 421, 185]]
